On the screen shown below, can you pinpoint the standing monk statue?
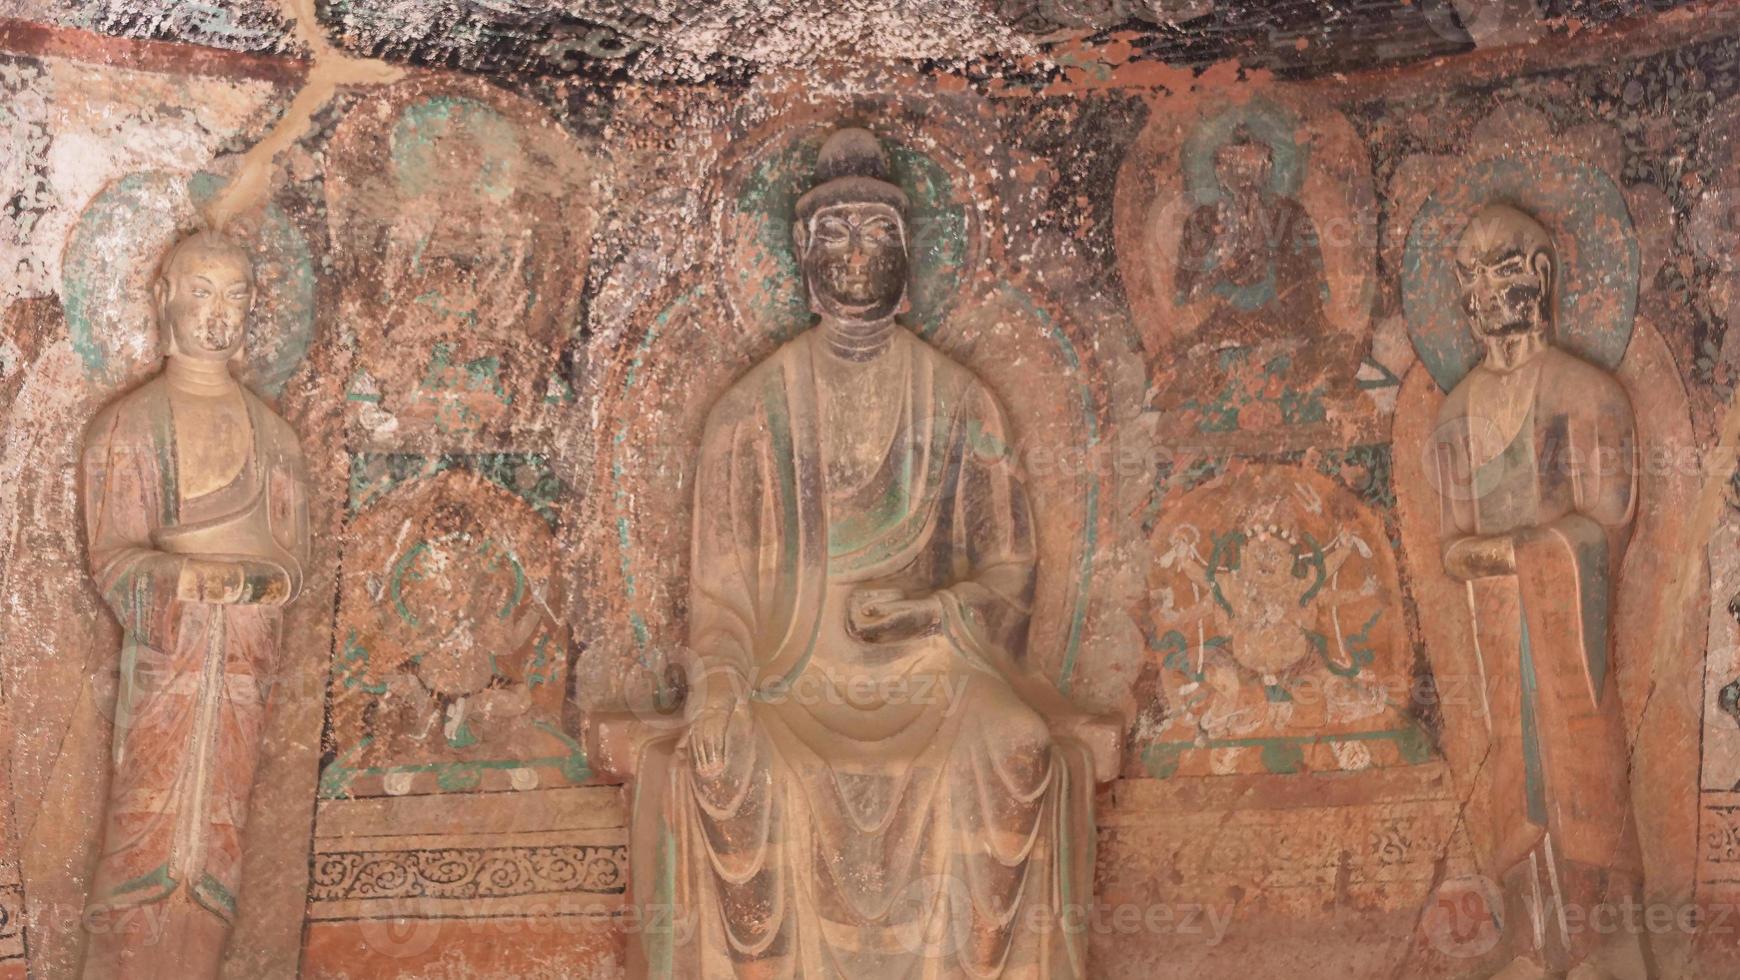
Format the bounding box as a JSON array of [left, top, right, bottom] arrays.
[[1431, 203, 1646, 980], [629, 128, 1103, 978], [80, 230, 310, 979]]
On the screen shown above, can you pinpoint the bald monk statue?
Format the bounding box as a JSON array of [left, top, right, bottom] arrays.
[[80, 230, 310, 978], [627, 128, 1101, 978], [1431, 203, 1646, 980]]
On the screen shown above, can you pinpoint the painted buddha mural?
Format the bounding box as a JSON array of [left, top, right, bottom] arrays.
[[1173, 124, 1330, 346]]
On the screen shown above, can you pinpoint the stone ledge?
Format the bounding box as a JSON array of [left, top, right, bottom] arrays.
[[1100, 759, 1458, 824], [315, 785, 628, 839]]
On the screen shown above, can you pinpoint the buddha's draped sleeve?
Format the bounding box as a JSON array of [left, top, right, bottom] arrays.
[[939, 381, 1037, 667], [687, 391, 771, 695], [687, 345, 830, 698], [1430, 385, 1477, 555], [82, 395, 182, 651]]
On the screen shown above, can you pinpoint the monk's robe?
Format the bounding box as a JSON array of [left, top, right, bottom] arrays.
[[632, 328, 1096, 979], [1431, 345, 1639, 970], [80, 378, 308, 973]]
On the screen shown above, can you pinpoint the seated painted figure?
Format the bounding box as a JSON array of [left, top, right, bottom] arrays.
[[628, 129, 1101, 979]]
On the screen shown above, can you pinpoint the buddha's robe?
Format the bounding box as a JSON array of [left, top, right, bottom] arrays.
[[1162, 193, 1353, 414], [1175, 192, 1329, 344], [80, 378, 308, 976], [1431, 345, 1639, 969], [633, 328, 1094, 979]]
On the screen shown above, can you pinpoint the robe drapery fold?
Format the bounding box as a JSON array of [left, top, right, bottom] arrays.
[[1432, 346, 1638, 970], [80, 378, 309, 974], [633, 330, 1094, 979]]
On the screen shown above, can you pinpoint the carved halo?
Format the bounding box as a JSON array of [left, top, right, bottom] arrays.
[[60, 170, 315, 396]]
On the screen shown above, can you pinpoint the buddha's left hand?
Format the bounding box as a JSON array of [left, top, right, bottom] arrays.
[[847, 588, 943, 644], [177, 558, 292, 605]]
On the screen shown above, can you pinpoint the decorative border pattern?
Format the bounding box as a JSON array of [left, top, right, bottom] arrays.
[[1703, 800, 1740, 872], [311, 844, 627, 902], [1698, 795, 1740, 922], [0, 862, 24, 961]]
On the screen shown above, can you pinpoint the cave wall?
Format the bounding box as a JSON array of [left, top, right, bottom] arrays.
[[3, 5, 1740, 978]]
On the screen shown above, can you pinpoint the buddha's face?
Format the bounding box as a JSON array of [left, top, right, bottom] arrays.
[[1215, 139, 1272, 197], [1454, 207, 1553, 350], [156, 239, 254, 361], [798, 202, 909, 322]]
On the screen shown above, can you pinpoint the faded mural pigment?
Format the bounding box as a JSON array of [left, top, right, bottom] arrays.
[[3, 2, 1740, 979]]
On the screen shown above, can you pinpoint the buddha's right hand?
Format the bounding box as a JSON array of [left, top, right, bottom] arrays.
[[1442, 534, 1516, 581], [847, 587, 941, 644]]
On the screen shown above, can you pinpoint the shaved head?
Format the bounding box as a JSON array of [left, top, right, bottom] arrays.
[[154, 230, 256, 361], [160, 230, 253, 286], [1456, 203, 1553, 279], [1454, 202, 1556, 370]]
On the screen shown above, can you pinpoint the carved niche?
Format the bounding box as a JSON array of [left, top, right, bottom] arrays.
[[1393, 115, 1701, 977], [606, 127, 1119, 979], [324, 468, 579, 798], [1129, 463, 1424, 780]]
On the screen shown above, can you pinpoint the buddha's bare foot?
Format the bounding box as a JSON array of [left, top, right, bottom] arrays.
[[1490, 955, 1552, 980]]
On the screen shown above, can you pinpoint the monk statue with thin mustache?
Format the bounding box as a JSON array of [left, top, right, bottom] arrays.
[[1432, 203, 1646, 980]]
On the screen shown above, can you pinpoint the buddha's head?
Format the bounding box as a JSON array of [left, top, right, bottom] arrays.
[[1214, 127, 1273, 198], [792, 128, 911, 323], [154, 230, 254, 363], [1455, 202, 1555, 368]]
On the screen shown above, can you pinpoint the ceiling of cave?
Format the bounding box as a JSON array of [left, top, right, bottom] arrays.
[[5, 0, 1705, 81]]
